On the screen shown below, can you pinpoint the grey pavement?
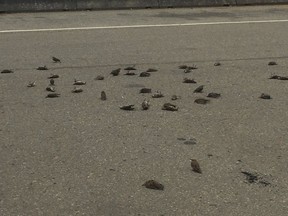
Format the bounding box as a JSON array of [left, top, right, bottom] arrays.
[[1, 5, 288, 216]]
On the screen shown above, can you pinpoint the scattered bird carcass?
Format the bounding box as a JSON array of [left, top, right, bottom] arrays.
[[27, 81, 36, 87], [152, 91, 164, 98], [171, 95, 181, 101], [46, 86, 56, 92]]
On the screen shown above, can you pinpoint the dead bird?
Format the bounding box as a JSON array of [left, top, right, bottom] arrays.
[[194, 98, 210, 104], [190, 159, 202, 174], [49, 79, 55, 86], [152, 91, 164, 98], [124, 65, 136, 71], [142, 180, 164, 190], [1, 69, 13, 73], [72, 87, 83, 93], [37, 66, 48, 70], [52, 56, 61, 63], [46, 93, 60, 98], [110, 68, 121, 76], [140, 88, 152, 93], [268, 61, 277, 66], [146, 68, 158, 72], [139, 72, 151, 77], [214, 62, 221, 66], [183, 78, 197, 83], [73, 79, 86, 85], [48, 74, 59, 79], [124, 71, 137, 76], [27, 81, 36, 87], [101, 91, 107, 100], [260, 93, 272, 99], [269, 75, 288, 80], [178, 65, 188, 69], [193, 85, 204, 93], [171, 95, 181, 100], [187, 64, 198, 70], [120, 105, 135, 111], [207, 92, 221, 98], [94, 75, 104, 80], [46, 86, 56, 92], [162, 103, 178, 111], [142, 99, 150, 110]]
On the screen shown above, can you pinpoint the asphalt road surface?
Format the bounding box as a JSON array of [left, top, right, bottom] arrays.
[[1, 5, 288, 216]]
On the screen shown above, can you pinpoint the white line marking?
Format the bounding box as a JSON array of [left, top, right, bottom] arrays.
[[1, 19, 288, 33]]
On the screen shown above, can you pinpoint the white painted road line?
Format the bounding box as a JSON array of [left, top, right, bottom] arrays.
[[1, 19, 288, 33]]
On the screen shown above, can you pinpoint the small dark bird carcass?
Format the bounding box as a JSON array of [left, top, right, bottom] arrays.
[[142, 180, 164, 190], [94, 75, 104, 80], [72, 87, 83, 93], [259, 93, 272, 99], [139, 72, 151, 77], [48, 74, 59, 79], [146, 68, 158, 72], [110, 68, 121, 76], [190, 159, 202, 173], [50, 79, 55, 86], [52, 56, 61, 63], [140, 88, 152, 93], [120, 105, 135, 111], [37, 66, 48, 70], [194, 98, 210, 104], [183, 78, 197, 83], [207, 92, 221, 98], [162, 103, 178, 111], [178, 65, 188, 69], [268, 61, 277, 66], [101, 91, 107, 100], [1, 69, 13, 73], [194, 85, 204, 93], [124, 65, 136, 71], [46, 93, 60, 98]]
